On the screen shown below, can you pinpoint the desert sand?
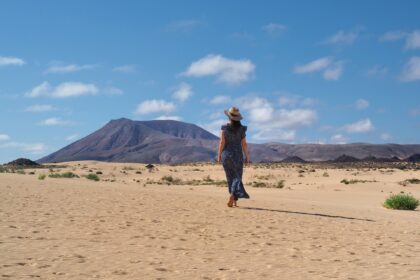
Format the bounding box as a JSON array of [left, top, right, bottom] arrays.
[[1, 161, 420, 279]]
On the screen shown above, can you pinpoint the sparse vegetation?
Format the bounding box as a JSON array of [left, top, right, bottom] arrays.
[[122, 166, 135, 171], [16, 169, 25, 175], [255, 174, 274, 180], [252, 180, 285, 189], [323, 172, 329, 177], [252, 181, 267, 188], [274, 180, 285, 189], [203, 175, 213, 182], [85, 173, 100, 181], [38, 174, 46, 180], [399, 178, 420, 186], [340, 179, 376, 185], [0, 166, 9, 173], [383, 194, 419, 210], [48, 172, 79, 178], [161, 175, 182, 184]]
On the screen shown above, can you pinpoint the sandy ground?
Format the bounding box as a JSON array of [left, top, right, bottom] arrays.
[[1, 161, 420, 280]]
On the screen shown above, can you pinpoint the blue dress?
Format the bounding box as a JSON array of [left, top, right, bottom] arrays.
[[221, 124, 250, 200]]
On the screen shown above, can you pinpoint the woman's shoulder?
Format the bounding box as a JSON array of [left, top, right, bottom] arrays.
[[221, 124, 229, 130]]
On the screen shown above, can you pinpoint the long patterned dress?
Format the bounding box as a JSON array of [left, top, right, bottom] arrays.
[[221, 124, 250, 200]]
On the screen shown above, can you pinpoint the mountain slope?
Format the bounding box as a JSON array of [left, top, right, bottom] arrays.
[[38, 118, 420, 163]]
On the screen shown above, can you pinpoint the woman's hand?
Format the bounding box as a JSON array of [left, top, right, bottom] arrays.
[[217, 154, 222, 164]]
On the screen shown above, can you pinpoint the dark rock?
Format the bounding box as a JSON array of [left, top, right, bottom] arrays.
[[281, 156, 306, 163], [406, 154, 420, 163], [332, 154, 360, 163], [6, 158, 40, 167]]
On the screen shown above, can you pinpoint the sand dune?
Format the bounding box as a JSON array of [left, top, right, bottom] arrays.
[[1, 161, 420, 279]]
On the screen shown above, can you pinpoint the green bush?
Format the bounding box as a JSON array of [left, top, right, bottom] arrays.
[[38, 174, 46, 180], [384, 194, 419, 210], [49, 172, 79, 178], [86, 173, 100, 181], [16, 169, 25, 175], [0, 166, 9, 173]]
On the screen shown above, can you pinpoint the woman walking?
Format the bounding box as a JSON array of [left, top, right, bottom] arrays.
[[217, 107, 250, 207]]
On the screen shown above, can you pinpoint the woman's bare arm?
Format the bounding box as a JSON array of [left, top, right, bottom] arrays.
[[217, 130, 225, 163], [241, 137, 250, 164]]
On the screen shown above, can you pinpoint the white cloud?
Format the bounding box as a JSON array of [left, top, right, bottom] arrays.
[[210, 95, 231, 105], [25, 81, 51, 97], [355, 98, 369, 110], [0, 141, 48, 154], [294, 57, 343, 80], [324, 30, 359, 45], [238, 96, 317, 129], [0, 134, 10, 141], [380, 30, 407, 41], [155, 115, 183, 121], [270, 109, 318, 129], [207, 95, 318, 142], [165, 19, 201, 32], [262, 23, 287, 34], [322, 61, 343, 80], [301, 98, 318, 107], [278, 96, 299, 107], [105, 86, 124, 96], [172, 82, 193, 102], [113, 65, 136, 73], [25, 104, 55, 112], [405, 30, 420, 49], [135, 99, 176, 115], [65, 134, 79, 141], [0, 56, 25, 66], [294, 57, 332, 74], [253, 128, 295, 142], [366, 65, 388, 77], [342, 119, 374, 133], [38, 117, 75, 126], [26, 81, 98, 98], [380, 30, 420, 50], [331, 134, 347, 144], [380, 133, 392, 141], [52, 82, 98, 98], [278, 95, 318, 108], [45, 64, 97, 74], [400, 56, 420, 82], [181, 54, 255, 85], [239, 96, 274, 123], [200, 118, 226, 136]]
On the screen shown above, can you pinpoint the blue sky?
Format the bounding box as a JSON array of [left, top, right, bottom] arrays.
[[0, 0, 419, 163]]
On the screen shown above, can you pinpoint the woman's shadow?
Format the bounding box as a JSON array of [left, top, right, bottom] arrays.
[[240, 206, 375, 222]]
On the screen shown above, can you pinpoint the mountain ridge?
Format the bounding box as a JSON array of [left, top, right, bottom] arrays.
[[37, 118, 420, 164]]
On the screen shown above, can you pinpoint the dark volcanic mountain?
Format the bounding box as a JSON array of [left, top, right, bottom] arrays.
[[38, 118, 420, 164], [38, 118, 219, 164]]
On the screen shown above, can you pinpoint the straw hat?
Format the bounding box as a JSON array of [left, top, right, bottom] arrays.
[[224, 106, 243, 121]]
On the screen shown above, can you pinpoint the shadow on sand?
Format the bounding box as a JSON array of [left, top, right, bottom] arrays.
[[240, 207, 375, 222]]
